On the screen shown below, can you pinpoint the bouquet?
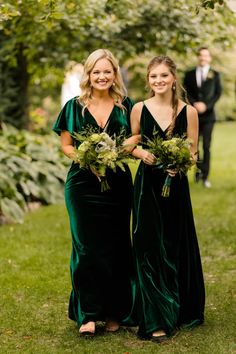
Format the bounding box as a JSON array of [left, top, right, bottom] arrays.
[[146, 132, 195, 197], [72, 126, 133, 192]]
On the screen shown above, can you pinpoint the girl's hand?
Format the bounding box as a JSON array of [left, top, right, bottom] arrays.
[[140, 150, 157, 165], [166, 168, 178, 177]]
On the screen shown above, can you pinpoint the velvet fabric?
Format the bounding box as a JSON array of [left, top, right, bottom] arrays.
[[133, 104, 205, 338], [53, 97, 136, 327]]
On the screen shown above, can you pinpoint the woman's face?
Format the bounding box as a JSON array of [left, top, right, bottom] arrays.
[[148, 63, 175, 95], [90, 58, 115, 92]]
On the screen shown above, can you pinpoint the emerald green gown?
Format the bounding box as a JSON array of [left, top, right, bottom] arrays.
[[133, 104, 205, 338], [53, 97, 136, 327]]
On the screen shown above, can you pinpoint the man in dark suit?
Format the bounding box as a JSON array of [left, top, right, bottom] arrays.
[[183, 47, 222, 188]]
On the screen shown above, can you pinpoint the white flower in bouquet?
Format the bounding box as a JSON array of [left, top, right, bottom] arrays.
[[72, 126, 134, 192]]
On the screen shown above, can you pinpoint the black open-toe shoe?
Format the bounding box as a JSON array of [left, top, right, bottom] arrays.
[[151, 329, 168, 343], [151, 333, 168, 343], [79, 331, 95, 338]]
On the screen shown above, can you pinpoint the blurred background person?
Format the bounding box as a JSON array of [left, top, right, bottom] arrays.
[[61, 62, 84, 107], [183, 47, 222, 188]]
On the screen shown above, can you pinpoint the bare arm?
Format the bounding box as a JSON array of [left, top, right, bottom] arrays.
[[60, 131, 76, 159], [186, 105, 199, 163], [130, 102, 156, 165], [122, 134, 141, 153]]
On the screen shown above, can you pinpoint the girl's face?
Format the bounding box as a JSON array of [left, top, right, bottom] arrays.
[[148, 63, 175, 95], [90, 58, 115, 92]]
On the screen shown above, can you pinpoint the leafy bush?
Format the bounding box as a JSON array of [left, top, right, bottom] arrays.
[[0, 124, 69, 224]]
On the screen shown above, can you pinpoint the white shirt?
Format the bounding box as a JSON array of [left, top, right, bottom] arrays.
[[196, 65, 210, 87]]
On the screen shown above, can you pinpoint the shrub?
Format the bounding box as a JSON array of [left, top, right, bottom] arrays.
[[0, 124, 69, 224]]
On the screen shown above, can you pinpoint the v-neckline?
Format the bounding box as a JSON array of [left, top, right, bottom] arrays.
[[143, 104, 186, 133], [87, 105, 115, 130]]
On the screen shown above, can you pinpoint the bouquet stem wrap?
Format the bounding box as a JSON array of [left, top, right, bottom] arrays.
[[98, 176, 111, 192], [162, 174, 172, 198]]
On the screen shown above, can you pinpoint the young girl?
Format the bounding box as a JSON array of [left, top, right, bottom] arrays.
[[131, 55, 205, 341]]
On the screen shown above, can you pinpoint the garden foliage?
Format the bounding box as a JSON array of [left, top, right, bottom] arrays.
[[0, 124, 69, 224]]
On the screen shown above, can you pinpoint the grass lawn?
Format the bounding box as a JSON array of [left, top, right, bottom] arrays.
[[0, 122, 236, 354]]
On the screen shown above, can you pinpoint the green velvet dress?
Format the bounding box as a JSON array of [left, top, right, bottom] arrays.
[[133, 104, 205, 338], [53, 97, 136, 327]]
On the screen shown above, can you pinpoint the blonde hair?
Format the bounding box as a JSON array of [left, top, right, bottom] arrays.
[[78, 49, 127, 114], [147, 55, 188, 136]]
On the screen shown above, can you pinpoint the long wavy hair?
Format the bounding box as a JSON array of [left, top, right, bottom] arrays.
[[147, 55, 188, 136], [78, 49, 127, 114]]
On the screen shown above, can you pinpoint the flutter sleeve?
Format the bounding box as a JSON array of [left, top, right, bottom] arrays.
[[122, 96, 134, 134], [52, 97, 81, 135]]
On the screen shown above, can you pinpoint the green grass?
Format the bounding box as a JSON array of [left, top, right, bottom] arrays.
[[0, 122, 236, 354]]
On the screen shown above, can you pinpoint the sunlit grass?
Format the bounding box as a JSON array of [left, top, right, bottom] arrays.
[[0, 122, 235, 353]]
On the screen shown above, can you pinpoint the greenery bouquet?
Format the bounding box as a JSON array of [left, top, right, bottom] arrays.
[[72, 126, 133, 192], [146, 133, 195, 197]]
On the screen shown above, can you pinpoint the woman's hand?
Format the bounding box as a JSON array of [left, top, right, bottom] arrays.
[[90, 166, 104, 182]]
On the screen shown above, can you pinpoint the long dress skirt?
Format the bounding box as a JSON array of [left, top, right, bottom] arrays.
[[52, 97, 136, 326]]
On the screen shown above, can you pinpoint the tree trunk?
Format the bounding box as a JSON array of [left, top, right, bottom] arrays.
[[0, 42, 29, 129]]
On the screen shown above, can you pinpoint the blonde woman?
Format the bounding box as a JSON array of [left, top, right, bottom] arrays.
[[53, 49, 138, 336], [131, 56, 205, 341]]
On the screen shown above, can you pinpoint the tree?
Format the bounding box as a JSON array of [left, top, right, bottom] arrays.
[[0, 0, 235, 128]]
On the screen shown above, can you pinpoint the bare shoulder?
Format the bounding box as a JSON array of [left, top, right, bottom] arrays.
[[131, 101, 144, 121], [132, 101, 143, 113], [186, 104, 197, 115]]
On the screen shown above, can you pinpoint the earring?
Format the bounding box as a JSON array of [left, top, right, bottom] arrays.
[[112, 82, 115, 86], [172, 82, 176, 91]]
